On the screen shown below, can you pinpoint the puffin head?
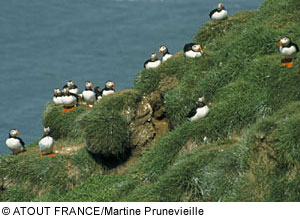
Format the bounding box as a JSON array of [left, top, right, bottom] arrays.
[[85, 81, 94, 89], [151, 53, 158, 61], [158, 45, 168, 55], [105, 80, 116, 89], [54, 88, 61, 96], [218, 3, 225, 9], [94, 86, 101, 93], [192, 44, 203, 52], [63, 87, 70, 95], [198, 97, 206, 104], [9, 129, 20, 137], [67, 80, 74, 88], [279, 37, 290, 46], [44, 127, 50, 135]]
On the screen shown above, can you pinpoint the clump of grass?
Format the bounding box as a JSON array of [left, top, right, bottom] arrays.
[[42, 103, 86, 140], [80, 90, 141, 159]]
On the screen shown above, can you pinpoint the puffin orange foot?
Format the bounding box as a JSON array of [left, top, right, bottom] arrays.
[[287, 60, 294, 68], [69, 107, 75, 111], [62, 108, 68, 114], [85, 105, 91, 110], [49, 153, 55, 158]]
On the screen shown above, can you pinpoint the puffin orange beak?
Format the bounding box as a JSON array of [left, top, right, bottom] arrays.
[[113, 83, 116, 88], [200, 46, 203, 50], [91, 84, 94, 89], [278, 41, 282, 47], [158, 49, 162, 55], [17, 131, 20, 136]]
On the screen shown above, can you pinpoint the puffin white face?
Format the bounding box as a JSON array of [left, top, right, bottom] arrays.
[[280, 37, 290, 46], [67, 81, 74, 88], [9, 129, 20, 137], [158, 45, 167, 55], [54, 88, 61, 96], [198, 97, 205, 103], [44, 127, 50, 134], [218, 3, 224, 9], [85, 81, 94, 89], [151, 53, 158, 61], [192, 44, 203, 52], [63, 87, 69, 95], [105, 81, 115, 89]]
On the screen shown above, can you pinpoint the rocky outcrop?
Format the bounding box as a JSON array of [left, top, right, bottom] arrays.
[[129, 75, 178, 148]]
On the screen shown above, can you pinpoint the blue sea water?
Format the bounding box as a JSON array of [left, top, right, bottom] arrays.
[[0, 0, 263, 155]]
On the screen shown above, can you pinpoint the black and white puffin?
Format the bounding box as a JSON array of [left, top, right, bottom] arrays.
[[6, 129, 26, 155], [187, 97, 210, 121], [63, 80, 78, 94], [144, 53, 161, 69], [184, 43, 203, 58], [53, 88, 63, 105], [82, 81, 97, 109], [158, 45, 173, 62], [61, 87, 78, 114], [101, 80, 116, 97], [209, 3, 228, 20], [94, 86, 102, 101], [39, 127, 55, 158], [278, 37, 299, 68]]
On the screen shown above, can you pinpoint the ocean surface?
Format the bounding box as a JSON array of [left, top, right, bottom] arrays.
[[0, 0, 263, 155]]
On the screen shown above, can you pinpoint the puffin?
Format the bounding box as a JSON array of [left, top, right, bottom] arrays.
[[53, 88, 63, 105], [6, 129, 26, 155], [39, 127, 55, 158], [158, 45, 173, 62], [94, 86, 102, 101], [101, 80, 116, 97], [184, 43, 203, 58], [144, 53, 161, 69], [209, 3, 228, 20], [187, 97, 210, 121], [278, 37, 299, 68], [82, 81, 97, 109], [63, 80, 78, 94], [61, 87, 78, 114]]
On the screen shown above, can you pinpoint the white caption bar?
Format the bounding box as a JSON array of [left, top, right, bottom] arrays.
[[0, 202, 299, 220]]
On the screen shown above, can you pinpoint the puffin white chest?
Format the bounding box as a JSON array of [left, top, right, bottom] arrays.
[[184, 50, 203, 58], [62, 95, 77, 106], [162, 54, 173, 62], [280, 46, 297, 56], [6, 138, 23, 151], [82, 90, 96, 103], [189, 106, 209, 121], [102, 90, 115, 97], [53, 96, 63, 105], [69, 88, 78, 94], [211, 10, 228, 20], [39, 136, 54, 152], [145, 60, 161, 69]]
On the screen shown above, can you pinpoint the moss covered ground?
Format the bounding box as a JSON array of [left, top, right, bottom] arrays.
[[1, 0, 300, 201]]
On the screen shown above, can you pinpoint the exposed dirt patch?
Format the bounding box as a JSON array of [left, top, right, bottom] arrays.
[[54, 144, 84, 155]]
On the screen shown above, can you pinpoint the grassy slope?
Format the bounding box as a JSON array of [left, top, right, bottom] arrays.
[[1, 0, 300, 201]]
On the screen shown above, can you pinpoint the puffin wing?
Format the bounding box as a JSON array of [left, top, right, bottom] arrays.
[[15, 137, 25, 147], [209, 8, 218, 18], [292, 42, 300, 52], [144, 59, 151, 68], [187, 107, 197, 118], [184, 43, 195, 52]]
